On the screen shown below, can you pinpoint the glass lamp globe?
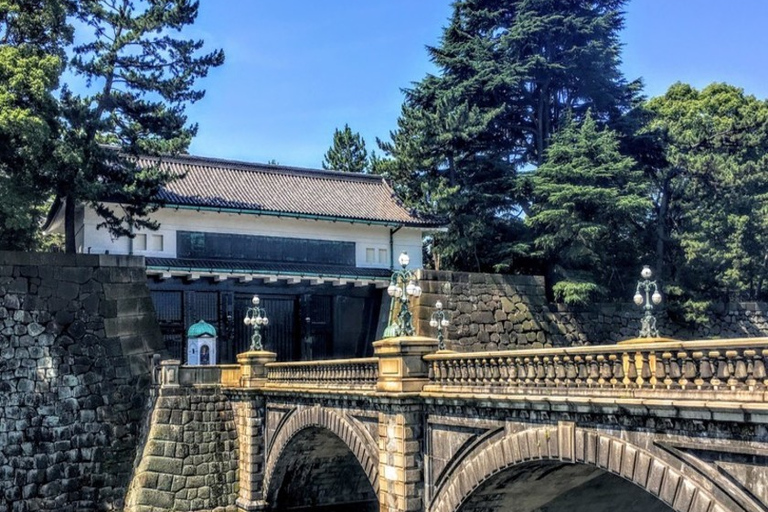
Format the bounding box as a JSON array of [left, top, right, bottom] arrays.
[[633, 293, 643, 306], [430, 319, 438, 328], [435, 301, 443, 310], [641, 266, 652, 280], [440, 319, 450, 327], [254, 317, 263, 325], [398, 252, 410, 267], [406, 281, 416, 296], [252, 295, 260, 306], [244, 316, 252, 326], [413, 285, 422, 297], [262, 317, 269, 326], [387, 283, 397, 297], [652, 291, 662, 305]]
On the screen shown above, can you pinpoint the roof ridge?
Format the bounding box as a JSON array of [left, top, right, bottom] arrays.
[[149, 153, 386, 184]]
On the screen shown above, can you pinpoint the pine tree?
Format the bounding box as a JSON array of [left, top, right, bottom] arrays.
[[377, 0, 638, 271], [56, 0, 224, 252], [528, 114, 650, 304], [322, 124, 368, 173]]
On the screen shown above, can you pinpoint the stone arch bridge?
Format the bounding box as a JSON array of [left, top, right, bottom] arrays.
[[141, 336, 768, 512]]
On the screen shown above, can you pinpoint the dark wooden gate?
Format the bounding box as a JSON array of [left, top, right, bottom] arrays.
[[234, 294, 298, 361]]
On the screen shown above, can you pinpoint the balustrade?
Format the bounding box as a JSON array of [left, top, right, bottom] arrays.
[[265, 358, 379, 391], [424, 338, 768, 394]]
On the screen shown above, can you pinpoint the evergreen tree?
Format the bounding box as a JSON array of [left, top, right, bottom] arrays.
[[643, 83, 768, 315], [322, 124, 368, 173], [0, 0, 72, 249], [528, 114, 649, 304], [377, 0, 637, 271], [56, 0, 224, 252]]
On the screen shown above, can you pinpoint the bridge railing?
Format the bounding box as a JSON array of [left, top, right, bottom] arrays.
[[265, 357, 379, 391], [423, 337, 768, 396]]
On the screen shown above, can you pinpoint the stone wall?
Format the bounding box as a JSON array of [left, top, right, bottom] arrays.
[[125, 385, 239, 512], [414, 270, 768, 351], [0, 252, 164, 512]]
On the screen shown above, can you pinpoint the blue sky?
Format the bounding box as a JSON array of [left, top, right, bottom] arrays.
[[181, 0, 768, 169]]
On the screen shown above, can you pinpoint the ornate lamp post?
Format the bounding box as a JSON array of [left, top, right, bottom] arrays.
[[384, 252, 422, 337], [429, 300, 450, 350], [243, 295, 269, 351], [633, 265, 662, 338]]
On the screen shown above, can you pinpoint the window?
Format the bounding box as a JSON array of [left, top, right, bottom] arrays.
[[378, 249, 388, 264], [135, 234, 147, 251], [150, 234, 164, 251], [365, 248, 375, 263]]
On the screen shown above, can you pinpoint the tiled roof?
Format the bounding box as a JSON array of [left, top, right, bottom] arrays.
[[139, 154, 439, 227], [146, 257, 392, 280]]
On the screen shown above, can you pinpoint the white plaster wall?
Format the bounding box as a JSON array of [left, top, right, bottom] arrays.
[[80, 206, 426, 269]]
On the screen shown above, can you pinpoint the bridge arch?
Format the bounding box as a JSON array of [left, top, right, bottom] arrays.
[[430, 425, 733, 512], [264, 406, 379, 508]]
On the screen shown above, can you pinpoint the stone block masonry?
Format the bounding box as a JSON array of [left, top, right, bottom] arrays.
[[415, 270, 768, 350], [0, 251, 165, 512], [125, 386, 239, 512]]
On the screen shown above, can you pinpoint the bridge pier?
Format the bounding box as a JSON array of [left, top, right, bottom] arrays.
[[233, 350, 277, 512], [374, 336, 437, 512]]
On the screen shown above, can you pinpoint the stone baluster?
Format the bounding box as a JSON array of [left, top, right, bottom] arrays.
[[609, 354, 622, 387], [524, 357, 535, 386], [762, 350, 768, 387], [490, 358, 500, 385], [677, 351, 692, 388], [638, 351, 652, 388], [728, 350, 743, 389], [598, 355, 611, 387], [573, 355, 585, 386], [499, 358, 510, 384], [623, 351, 636, 387], [585, 355, 597, 387], [543, 356, 555, 387], [650, 351, 662, 388], [481, 358, 492, 385], [459, 358, 469, 384], [445, 359, 456, 385], [466, 358, 477, 385], [553, 355, 564, 386], [512, 357, 523, 386], [709, 351, 722, 388], [563, 355, 575, 387], [662, 352, 674, 388], [533, 356, 544, 386], [509, 357, 520, 386], [746, 349, 763, 389]]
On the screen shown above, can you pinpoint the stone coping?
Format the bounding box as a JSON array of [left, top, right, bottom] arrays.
[[423, 336, 768, 360], [0, 250, 145, 267], [266, 357, 378, 368]]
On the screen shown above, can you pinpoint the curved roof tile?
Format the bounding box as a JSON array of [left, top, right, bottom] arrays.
[[141, 154, 439, 227]]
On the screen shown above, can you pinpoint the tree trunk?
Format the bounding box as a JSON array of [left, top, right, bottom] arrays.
[[65, 194, 76, 254]]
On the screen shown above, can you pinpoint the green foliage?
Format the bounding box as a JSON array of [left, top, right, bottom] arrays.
[[644, 83, 768, 306], [322, 124, 368, 173], [377, 0, 636, 272], [0, 0, 71, 250], [529, 114, 650, 303]]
